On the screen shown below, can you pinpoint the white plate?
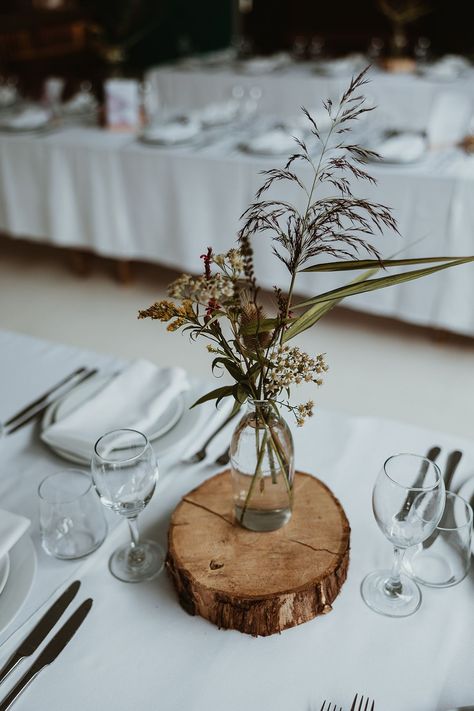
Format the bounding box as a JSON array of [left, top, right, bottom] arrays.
[[456, 478, 474, 555], [0, 536, 37, 635], [42, 374, 203, 465], [0, 554, 10, 596]]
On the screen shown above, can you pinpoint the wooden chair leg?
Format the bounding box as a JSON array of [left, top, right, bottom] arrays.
[[115, 259, 133, 284], [69, 249, 92, 276]]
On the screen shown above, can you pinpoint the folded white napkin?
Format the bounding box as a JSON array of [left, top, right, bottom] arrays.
[[375, 133, 426, 163], [194, 101, 239, 128], [1, 106, 51, 130], [0, 509, 30, 560], [62, 91, 98, 115], [143, 118, 201, 144], [243, 127, 303, 155], [41, 359, 189, 461], [317, 54, 364, 77], [423, 55, 471, 81], [239, 53, 289, 75]]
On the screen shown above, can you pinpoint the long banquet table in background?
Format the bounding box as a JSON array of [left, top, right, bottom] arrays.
[[1, 124, 474, 336], [1, 329, 474, 710], [147, 61, 474, 131]]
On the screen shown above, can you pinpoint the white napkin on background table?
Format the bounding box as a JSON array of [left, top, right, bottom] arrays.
[[375, 133, 426, 163], [0, 509, 30, 560], [41, 359, 188, 460], [1, 106, 51, 130], [243, 127, 303, 155], [142, 118, 201, 144]]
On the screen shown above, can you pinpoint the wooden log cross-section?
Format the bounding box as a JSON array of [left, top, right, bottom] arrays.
[[166, 470, 350, 636]]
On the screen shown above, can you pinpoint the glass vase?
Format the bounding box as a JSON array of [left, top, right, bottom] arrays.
[[230, 400, 294, 532]]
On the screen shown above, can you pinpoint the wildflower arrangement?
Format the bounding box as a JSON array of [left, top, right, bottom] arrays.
[[139, 68, 473, 521]]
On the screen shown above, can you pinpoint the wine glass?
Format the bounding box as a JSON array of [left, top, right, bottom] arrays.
[[91, 428, 164, 583], [361, 453, 445, 617]]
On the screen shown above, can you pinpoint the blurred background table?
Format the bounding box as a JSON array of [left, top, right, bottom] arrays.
[[1, 124, 474, 336]]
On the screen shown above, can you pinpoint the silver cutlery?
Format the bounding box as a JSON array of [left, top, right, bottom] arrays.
[[0, 580, 81, 684], [320, 702, 343, 711], [423, 449, 463, 549], [3, 367, 87, 428], [215, 447, 230, 466], [351, 694, 375, 711], [183, 410, 240, 464], [0, 598, 92, 711], [4, 369, 97, 435]]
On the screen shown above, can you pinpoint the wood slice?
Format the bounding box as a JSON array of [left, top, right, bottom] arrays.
[[166, 471, 350, 636]]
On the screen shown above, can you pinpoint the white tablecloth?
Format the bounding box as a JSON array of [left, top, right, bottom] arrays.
[[0, 329, 474, 710], [1, 126, 474, 336], [147, 61, 474, 131]]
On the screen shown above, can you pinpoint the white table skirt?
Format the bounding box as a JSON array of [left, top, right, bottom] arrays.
[[1, 126, 474, 336], [1, 330, 474, 711], [147, 61, 474, 131]]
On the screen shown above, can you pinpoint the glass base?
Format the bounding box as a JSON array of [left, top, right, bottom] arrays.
[[403, 546, 463, 588], [234, 505, 292, 532], [109, 539, 165, 583], [360, 569, 422, 617]]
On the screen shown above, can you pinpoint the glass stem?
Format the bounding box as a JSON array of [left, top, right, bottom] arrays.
[[127, 516, 145, 566], [385, 547, 404, 595]]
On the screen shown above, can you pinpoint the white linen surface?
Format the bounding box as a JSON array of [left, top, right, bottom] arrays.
[[1, 126, 474, 336], [1, 330, 474, 711], [41, 359, 188, 460], [0, 509, 30, 560]]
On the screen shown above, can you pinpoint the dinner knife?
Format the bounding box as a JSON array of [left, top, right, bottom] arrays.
[[3, 368, 87, 427], [0, 580, 81, 685], [0, 598, 92, 711], [5, 369, 98, 435]]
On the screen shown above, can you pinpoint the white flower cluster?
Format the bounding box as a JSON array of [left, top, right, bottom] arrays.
[[168, 272, 234, 305], [213, 248, 245, 274], [265, 345, 328, 397]]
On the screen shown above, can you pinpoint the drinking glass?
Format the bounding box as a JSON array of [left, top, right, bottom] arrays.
[[291, 36, 307, 61], [91, 429, 164, 583], [361, 453, 445, 617], [403, 491, 473, 587], [39, 469, 107, 559]]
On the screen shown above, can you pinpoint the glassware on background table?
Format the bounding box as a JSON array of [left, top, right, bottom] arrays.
[[367, 36, 384, 62], [291, 36, 307, 61], [361, 453, 445, 617], [403, 491, 472, 587], [39, 469, 107, 559], [414, 36, 431, 66], [309, 35, 325, 61], [91, 428, 164, 583]]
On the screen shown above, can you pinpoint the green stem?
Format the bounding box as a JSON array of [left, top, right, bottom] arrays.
[[239, 427, 268, 524]]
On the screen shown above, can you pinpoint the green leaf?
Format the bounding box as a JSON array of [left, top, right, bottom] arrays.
[[284, 257, 474, 341], [190, 386, 234, 409], [300, 256, 470, 273], [232, 382, 251, 404], [211, 357, 244, 382], [283, 266, 378, 342], [296, 257, 474, 310], [240, 318, 278, 336]]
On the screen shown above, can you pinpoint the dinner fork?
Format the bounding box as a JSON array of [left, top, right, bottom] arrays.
[[183, 410, 239, 464], [351, 693, 375, 711], [320, 702, 343, 711]]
